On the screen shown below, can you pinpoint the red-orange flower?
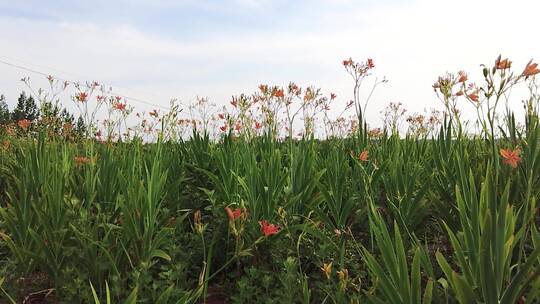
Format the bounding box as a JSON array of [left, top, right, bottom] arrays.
[[63, 122, 73, 132], [225, 207, 243, 221], [74, 156, 91, 166], [468, 93, 479, 102], [220, 124, 227, 132], [218, 113, 225, 120], [6, 126, 15, 136], [458, 71, 467, 83], [342, 58, 353, 66], [259, 84, 269, 93], [367, 58, 374, 69], [500, 148, 521, 168], [149, 109, 158, 117], [114, 103, 126, 111], [259, 220, 280, 237], [495, 56, 512, 70], [76, 92, 88, 102], [358, 150, 369, 161], [522, 60, 540, 77], [18, 119, 31, 130], [274, 89, 285, 98], [255, 121, 262, 130]]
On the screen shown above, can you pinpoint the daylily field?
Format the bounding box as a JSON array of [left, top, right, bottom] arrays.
[[0, 56, 540, 303]]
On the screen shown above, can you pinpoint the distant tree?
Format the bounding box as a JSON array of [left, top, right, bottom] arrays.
[[75, 116, 87, 138], [41, 101, 60, 119], [0, 94, 10, 125], [60, 108, 75, 126], [25, 95, 39, 121], [11, 92, 39, 122]]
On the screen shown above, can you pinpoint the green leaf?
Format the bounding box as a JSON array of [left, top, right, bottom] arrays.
[[422, 279, 433, 304], [150, 249, 172, 261], [122, 286, 138, 304], [155, 285, 175, 304], [452, 271, 476, 304]]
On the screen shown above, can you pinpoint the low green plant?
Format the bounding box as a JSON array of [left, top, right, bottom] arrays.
[[435, 167, 540, 303]]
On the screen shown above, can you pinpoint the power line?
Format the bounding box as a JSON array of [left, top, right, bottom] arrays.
[[0, 55, 171, 102], [0, 57, 172, 111]]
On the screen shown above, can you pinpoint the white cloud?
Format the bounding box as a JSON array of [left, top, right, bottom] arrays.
[[0, 0, 539, 127]]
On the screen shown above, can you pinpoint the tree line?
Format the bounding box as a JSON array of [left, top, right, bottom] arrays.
[[0, 91, 87, 138]]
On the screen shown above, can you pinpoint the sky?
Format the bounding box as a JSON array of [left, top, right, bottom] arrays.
[[0, 0, 539, 127]]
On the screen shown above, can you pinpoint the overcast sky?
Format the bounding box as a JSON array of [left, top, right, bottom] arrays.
[[0, 0, 539, 127]]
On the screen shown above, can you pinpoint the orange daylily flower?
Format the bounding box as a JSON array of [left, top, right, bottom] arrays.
[[468, 93, 479, 102], [259, 84, 269, 93], [367, 58, 375, 69], [17, 119, 31, 130], [6, 126, 15, 136], [522, 60, 540, 77], [358, 150, 369, 161], [495, 56, 512, 70], [225, 207, 243, 221], [342, 58, 353, 66], [76, 92, 88, 102], [259, 220, 280, 237], [74, 156, 91, 166], [274, 89, 285, 98], [458, 71, 468, 83], [114, 103, 126, 111], [63, 122, 73, 132], [500, 148, 521, 168]]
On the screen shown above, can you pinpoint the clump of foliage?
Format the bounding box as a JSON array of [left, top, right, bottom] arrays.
[[0, 56, 539, 303]]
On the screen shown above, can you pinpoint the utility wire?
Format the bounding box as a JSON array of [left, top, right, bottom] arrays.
[[0, 57, 172, 111], [0, 55, 170, 102]]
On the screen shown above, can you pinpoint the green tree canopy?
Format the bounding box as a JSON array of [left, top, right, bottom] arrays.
[[11, 91, 39, 122], [0, 94, 10, 125]]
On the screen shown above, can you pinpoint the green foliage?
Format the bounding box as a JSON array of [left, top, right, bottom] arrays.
[[435, 167, 540, 303], [360, 206, 434, 304], [11, 91, 39, 122], [0, 94, 10, 125], [1, 56, 540, 302]]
